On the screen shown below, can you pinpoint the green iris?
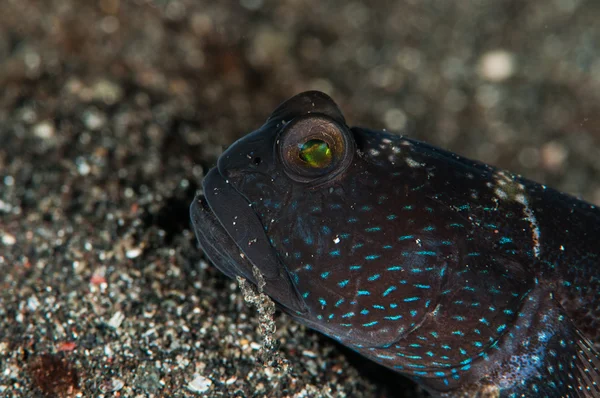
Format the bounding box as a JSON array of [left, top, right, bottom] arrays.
[[299, 139, 332, 168]]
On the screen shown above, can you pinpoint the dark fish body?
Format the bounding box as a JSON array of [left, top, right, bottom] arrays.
[[190, 91, 600, 397]]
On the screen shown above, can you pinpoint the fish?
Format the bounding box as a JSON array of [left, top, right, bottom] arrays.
[[190, 91, 600, 397]]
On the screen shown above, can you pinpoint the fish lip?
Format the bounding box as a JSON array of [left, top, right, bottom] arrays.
[[190, 168, 307, 314], [189, 195, 253, 281]]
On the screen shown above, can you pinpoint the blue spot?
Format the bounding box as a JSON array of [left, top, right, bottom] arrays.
[[415, 251, 436, 256], [342, 312, 355, 318], [414, 284, 431, 289], [387, 265, 403, 271], [403, 205, 413, 210], [352, 242, 364, 250], [357, 290, 370, 296], [322, 226, 331, 235], [294, 252, 302, 259], [474, 342, 483, 347], [360, 309, 369, 315], [335, 299, 344, 307], [453, 315, 465, 321], [361, 205, 372, 212], [363, 321, 378, 327], [368, 274, 381, 281], [385, 315, 402, 320], [390, 303, 398, 308], [319, 298, 327, 306], [365, 254, 380, 261], [373, 305, 385, 310], [348, 217, 358, 223], [383, 245, 393, 249], [442, 344, 451, 350], [304, 237, 313, 245], [383, 286, 397, 297], [349, 265, 362, 270], [317, 315, 322, 320], [329, 249, 340, 257], [338, 279, 349, 288], [480, 318, 490, 326], [387, 214, 397, 220], [423, 226, 436, 231], [328, 314, 334, 319], [365, 227, 381, 232], [497, 324, 507, 333], [499, 237, 512, 244], [304, 264, 312, 270], [339, 233, 351, 239], [449, 223, 463, 228], [410, 310, 418, 317], [398, 235, 414, 241], [430, 332, 439, 338], [302, 292, 309, 298], [452, 331, 464, 336], [321, 272, 330, 279], [404, 297, 420, 302]]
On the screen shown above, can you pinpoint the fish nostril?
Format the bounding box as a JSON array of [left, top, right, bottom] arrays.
[[253, 157, 262, 166]]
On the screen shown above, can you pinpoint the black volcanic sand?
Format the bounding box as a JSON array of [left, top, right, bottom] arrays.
[[1, 1, 600, 397]]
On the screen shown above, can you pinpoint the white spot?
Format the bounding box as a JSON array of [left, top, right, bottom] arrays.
[[405, 157, 421, 168], [494, 188, 508, 200], [478, 50, 515, 82], [519, 194, 541, 258], [333, 236, 341, 244]]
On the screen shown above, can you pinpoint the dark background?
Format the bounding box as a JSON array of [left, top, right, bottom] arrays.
[[1, 1, 599, 397]]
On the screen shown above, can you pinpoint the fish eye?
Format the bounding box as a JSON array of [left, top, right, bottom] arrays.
[[298, 139, 332, 168], [278, 115, 354, 183]]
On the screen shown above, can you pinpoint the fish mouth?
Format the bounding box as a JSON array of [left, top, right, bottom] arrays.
[[190, 167, 307, 314]]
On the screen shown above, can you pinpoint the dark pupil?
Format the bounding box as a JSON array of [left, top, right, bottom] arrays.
[[299, 139, 332, 168]]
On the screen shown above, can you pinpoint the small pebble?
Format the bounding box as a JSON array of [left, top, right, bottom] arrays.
[[187, 374, 212, 393]]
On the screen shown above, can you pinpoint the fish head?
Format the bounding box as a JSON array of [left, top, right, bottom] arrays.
[[191, 91, 532, 352]]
